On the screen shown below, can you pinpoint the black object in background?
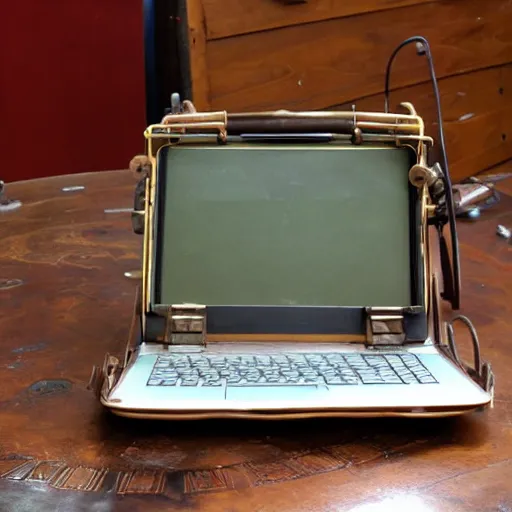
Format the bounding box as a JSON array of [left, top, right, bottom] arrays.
[[143, 0, 191, 125]]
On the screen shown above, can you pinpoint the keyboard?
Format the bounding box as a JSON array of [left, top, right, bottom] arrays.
[[147, 352, 438, 387]]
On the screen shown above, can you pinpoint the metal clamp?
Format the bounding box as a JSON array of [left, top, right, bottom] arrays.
[[166, 304, 206, 345], [351, 105, 363, 145], [366, 307, 406, 346]]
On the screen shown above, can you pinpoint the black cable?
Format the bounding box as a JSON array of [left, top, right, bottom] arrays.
[[384, 36, 461, 310]]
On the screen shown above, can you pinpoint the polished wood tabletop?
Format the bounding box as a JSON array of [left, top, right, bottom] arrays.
[[0, 167, 511, 512]]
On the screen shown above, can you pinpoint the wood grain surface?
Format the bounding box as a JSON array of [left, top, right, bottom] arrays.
[[0, 163, 511, 510], [206, 0, 512, 112], [202, 0, 437, 40], [185, 0, 512, 180], [335, 65, 512, 181], [187, 0, 211, 110]]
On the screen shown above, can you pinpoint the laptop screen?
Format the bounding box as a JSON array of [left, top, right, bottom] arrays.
[[154, 145, 415, 308]]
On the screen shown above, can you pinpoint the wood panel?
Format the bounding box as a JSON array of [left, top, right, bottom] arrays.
[[202, 0, 437, 40], [335, 65, 512, 181], [187, 0, 211, 109], [205, 0, 512, 112], [500, 65, 512, 148]]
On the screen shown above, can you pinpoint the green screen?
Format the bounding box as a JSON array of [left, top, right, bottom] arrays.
[[155, 145, 412, 307]]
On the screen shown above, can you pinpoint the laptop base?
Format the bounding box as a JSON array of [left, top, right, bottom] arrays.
[[101, 343, 491, 420]]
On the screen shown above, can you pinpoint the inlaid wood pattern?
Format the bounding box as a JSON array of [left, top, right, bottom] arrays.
[[0, 435, 441, 497]]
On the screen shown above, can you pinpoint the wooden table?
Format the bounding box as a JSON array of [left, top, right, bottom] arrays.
[[0, 168, 511, 512]]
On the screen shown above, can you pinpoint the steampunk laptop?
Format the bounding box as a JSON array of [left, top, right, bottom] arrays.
[[90, 47, 494, 419]]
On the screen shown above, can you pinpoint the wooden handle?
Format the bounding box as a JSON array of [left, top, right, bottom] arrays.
[[227, 115, 353, 134]]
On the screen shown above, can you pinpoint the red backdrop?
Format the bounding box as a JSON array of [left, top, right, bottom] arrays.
[[1, 1, 146, 182]]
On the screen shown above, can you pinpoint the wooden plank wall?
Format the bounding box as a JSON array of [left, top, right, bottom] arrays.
[[188, 0, 512, 180]]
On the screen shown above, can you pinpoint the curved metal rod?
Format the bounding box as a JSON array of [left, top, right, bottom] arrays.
[[161, 111, 227, 124], [228, 110, 423, 124], [446, 315, 482, 376], [400, 102, 418, 117], [356, 121, 420, 132], [446, 323, 462, 366]]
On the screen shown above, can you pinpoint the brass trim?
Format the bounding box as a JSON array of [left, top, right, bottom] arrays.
[[356, 121, 420, 132], [141, 137, 162, 317], [147, 110, 228, 141], [145, 108, 433, 149], [400, 102, 418, 117], [166, 304, 207, 345], [205, 334, 367, 343], [147, 123, 226, 135], [109, 407, 482, 421], [156, 144, 414, 151], [161, 111, 227, 124], [141, 103, 432, 341], [228, 110, 423, 122]]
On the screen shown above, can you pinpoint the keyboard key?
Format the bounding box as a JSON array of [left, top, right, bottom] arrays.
[[281, 370, 300, 378], [401, 374, 419, 384], [255, 355, 271, 365], [147, 353, 438, 387], [325, 376, 345, 384], [360, 376, 385, 384], [288, 355, 307, 364], [202, 380, 222, 387], [181, 377, 199, 386]]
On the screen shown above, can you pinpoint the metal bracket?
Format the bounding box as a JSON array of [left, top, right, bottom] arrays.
[[166, 304, 206, 345], [366, 307, 406, 346], [151, 107, 228, 142], [0, 180, 22, 212], [87, 354, 120, 399]]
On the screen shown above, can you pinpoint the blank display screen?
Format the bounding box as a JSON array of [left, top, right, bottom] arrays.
[[154, 145, 413, 307]]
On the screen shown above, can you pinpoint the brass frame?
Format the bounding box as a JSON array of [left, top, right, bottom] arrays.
[[141, 103, 433, 336]]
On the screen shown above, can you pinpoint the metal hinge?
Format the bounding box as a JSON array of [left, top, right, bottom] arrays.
[[166, 304, 206, 345], [366, 307, 407, 346]]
